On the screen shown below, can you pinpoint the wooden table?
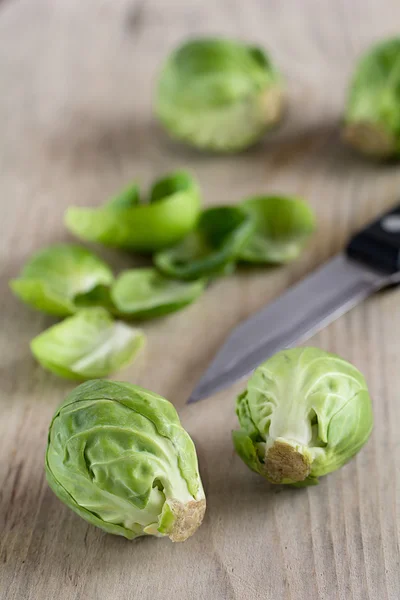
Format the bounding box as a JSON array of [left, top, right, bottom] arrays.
[[1, 1, 400, 598]]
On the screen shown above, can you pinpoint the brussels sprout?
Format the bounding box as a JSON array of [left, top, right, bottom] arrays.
[[155, 205, 255, 280], [239, 195, 316, 264], [46, 379, 206, 541], [343, 37, 400, 158], [155, 38, 284, 152], [111, 268, 205, 319], [31, 308, 144, 380], [233, 348, 373, 486], [10, 244, 114, 317], [65, 172, 201, 252]]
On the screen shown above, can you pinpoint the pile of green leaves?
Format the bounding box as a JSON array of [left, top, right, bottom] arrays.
[[10, 170, 315, 379]]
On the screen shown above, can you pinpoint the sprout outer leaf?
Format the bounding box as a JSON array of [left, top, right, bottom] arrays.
[[31, 308, 144, 379], [10, 244, 114, 317], [239, 195, 316, 264], [155, 205, 255, 280], [111, 268, 205, 319], [232, 430, 263, 475], [65, 171, 201, 252]]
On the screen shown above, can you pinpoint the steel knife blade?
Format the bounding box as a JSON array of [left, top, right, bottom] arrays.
[[188, 202, 400, 403]]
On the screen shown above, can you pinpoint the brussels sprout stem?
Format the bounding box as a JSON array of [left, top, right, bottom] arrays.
[[342, 122, 396, 158], [264, 438, 312, 484], [167, 499, 206, 542]]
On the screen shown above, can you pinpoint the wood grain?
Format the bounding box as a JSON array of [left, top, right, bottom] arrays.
[[1, 0, 400, 598]]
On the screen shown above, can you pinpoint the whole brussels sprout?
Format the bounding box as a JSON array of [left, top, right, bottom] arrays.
[[155, 38, 284, 152], [233, 348, 373, 486], [343, 37, 400, 158], [46, 380, 206, 541]]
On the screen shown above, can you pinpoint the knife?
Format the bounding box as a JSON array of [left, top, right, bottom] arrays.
[[188, 202, 400, 403]]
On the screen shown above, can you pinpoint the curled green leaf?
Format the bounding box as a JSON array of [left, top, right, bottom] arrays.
[[155, 37, 284, 152], [155, 205, 255, 280], [46, 379, 206, 541], [65, 172, 201, 252], [10, 244, 114, 317], [239, 195, 316, 264], [111, 268, 205, 319], [343, 37, 400, 158], [233, 347, 373, 486], [74, 284, 116, 314], [107, 182, 141, 208], [31, 308, 144, 380]]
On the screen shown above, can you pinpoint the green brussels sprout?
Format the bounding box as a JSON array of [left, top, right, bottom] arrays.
[[155, 38, 284, 152], [10, 244, 114, 317], [65, 172, 201, 252], [343, 37, 400, 158], [31, 308, 144, 380], [233, 348, 373, 486], [155, 205, 255, 280], [46, 380, 206, 541], [239, 195, 316, 264], [111, 268, 206, 319]]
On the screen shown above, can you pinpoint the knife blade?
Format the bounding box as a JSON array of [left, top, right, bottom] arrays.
[[188, 202, 400, 403]]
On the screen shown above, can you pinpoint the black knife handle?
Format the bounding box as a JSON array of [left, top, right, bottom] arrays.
[[347, 203, 400, 275]]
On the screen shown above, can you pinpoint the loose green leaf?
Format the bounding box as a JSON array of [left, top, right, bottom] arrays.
[[343, 37, 400, 158], [155, 205, 255, 280], [46, 379, 206, 541], [31, 308, 144, 380], [65, 171, 201, 252], [10, 244, 114, 317], [233, 347, 373, 486], [239, 195, 316, 264], [111, 268, 205, 319], [155, 37, 284, 152], [74, 284, 116, 314], [107, 182, 141, 208]]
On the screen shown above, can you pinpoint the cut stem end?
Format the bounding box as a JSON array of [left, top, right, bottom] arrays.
[[260, 86, 285, 127], [264, 439, 311, 484], [168, 498, 206, 542], [342, 122, 396, 158]]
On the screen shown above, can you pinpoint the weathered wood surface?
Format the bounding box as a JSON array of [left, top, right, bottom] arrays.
[[1, 0, 400, 598]]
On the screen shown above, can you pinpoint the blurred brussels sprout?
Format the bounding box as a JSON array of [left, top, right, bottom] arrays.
[[10, 244, 114, 317], [155, 38, 284, 152], [46, 379, 206, 541], [31, 308, 144, 380], [65, 172, 201, 252], [343, 37, 400, 158], [155, 205, 255, 280], [239, 195, 316, 264], [233, 347, 373, 486], [111, 268, 205, 319]]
